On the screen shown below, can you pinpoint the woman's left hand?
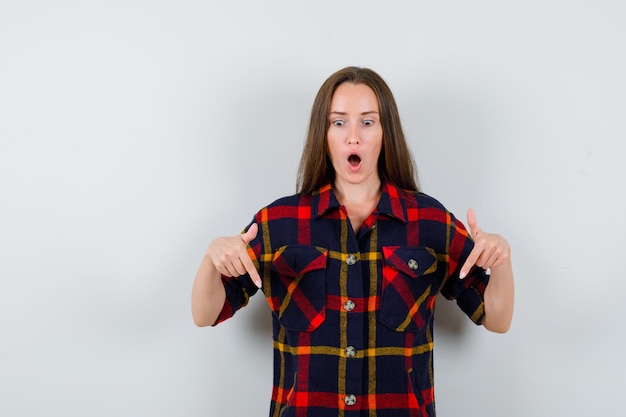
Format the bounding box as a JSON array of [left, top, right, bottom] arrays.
[[459, 208, 511, 279]]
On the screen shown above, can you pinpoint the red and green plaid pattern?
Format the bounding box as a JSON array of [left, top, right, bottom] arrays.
[[215, 182, 489, 417]]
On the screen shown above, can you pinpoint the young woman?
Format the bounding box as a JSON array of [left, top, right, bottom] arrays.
[[192, 67, 514, 417]]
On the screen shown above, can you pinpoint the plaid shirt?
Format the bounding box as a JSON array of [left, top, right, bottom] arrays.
[[215, 182, 489, 417]]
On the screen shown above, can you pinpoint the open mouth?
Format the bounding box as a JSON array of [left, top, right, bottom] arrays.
[[348, 154, 361, 166]]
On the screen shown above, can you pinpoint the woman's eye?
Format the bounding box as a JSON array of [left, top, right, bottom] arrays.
[[363, 119, 375, 126], [332, 120, 345, 127]]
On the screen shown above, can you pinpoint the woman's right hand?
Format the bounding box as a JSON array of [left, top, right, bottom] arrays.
[[206, 223, 262, 288]]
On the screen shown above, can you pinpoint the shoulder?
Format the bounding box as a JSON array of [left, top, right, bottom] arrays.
[[247, 192, 308, 212], [251, 192, 311, 220], [399, 190, 466, 229], [400, 189, 449, 212], [266, 192, 309, 209]]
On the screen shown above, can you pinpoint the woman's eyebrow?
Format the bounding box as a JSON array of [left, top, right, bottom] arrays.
[[329, 111, 379, 116]]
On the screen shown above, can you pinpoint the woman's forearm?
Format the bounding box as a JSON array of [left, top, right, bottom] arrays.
[[191, 255, 226, 327], [482, 261, 515, 333]]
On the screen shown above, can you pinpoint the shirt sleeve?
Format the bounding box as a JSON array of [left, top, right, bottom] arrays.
[[440, 211, 490, 325], [212, 213, 267, 326]]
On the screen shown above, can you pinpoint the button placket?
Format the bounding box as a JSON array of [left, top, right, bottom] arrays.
[[344, 254, 357, 310], [344, 249, 362, 406]]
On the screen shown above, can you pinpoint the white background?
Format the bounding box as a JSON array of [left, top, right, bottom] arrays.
[[1, 1, 624, 415]]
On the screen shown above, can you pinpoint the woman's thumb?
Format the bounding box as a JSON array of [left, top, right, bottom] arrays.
[[242, 223, 258, 244]]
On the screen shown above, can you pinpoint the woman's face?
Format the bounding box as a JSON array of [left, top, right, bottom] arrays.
[[327, 82, 383, 190]]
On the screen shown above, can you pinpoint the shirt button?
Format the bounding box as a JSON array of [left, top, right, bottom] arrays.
[[344, 394, 356, 406], [345, 346, 356, 358], [346, 254, 357, 266], [407, 258, 419, 270], [343, 300, 355, 312]]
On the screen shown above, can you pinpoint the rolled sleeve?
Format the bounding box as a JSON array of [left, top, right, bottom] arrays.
[[212, 219, 265, 326], [440, 214, 490, 325]]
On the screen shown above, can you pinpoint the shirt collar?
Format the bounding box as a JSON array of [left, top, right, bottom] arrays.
[[314, 182, 408, 223]]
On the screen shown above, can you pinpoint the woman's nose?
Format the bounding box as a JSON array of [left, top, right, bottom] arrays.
[[346, 125, 360, 144]]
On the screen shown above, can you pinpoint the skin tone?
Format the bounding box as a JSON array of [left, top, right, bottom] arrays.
[[191, 82, 514, 333]]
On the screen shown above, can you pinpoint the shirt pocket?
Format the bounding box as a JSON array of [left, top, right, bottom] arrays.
[[380, 246, 439, 333], [270, 245, 328, 332]]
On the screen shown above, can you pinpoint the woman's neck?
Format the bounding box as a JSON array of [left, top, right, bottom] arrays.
[[333, 177, 382, 206], [333, 178, 382, 232]]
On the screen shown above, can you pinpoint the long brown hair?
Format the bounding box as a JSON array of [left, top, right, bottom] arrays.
[[296, 66, 419, 194]]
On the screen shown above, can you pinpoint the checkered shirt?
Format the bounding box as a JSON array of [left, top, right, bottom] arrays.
[[214, 182, 489, 417]]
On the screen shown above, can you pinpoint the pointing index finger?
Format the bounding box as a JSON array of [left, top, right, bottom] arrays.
[[240, 223, 261, 288], [460, 209, 481, 279], [459, 247, 479, 279], [241, 254, 262, 288]]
